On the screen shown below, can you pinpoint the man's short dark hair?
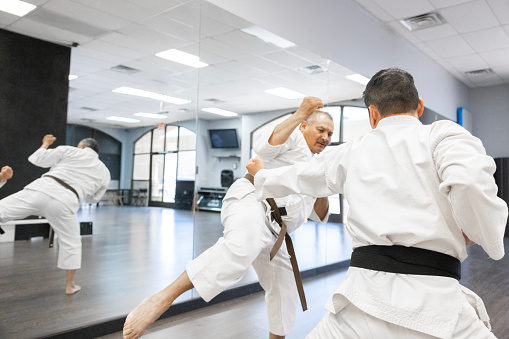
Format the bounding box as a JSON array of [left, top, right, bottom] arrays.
[[363, 68, 419, 117], [79, 138, 99, 153]]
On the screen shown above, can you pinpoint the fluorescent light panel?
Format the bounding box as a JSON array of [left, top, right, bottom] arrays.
[[346, 74, 370, 85], [156, 49, 208, 68], [106, 116, 140, 123], [68, 74, 78, 80], [265, 87, 306, 99], [241, 25, 295, 49], [134, 112, 168, 119], [201, 108, 238, 117], [0, 0, 36, 17], [112, 87, 190, 105]]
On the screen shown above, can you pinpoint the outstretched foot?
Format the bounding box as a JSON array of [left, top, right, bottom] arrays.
[[66, 285, 81, 295], [123, 295, 170, 339]]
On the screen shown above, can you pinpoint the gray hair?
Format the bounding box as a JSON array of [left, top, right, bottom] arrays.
[[305, 110, 333, 125], [79, 138, 99, 153]]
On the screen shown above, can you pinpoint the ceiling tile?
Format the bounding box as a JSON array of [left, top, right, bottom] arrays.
[[492, 64, 509, 81], [445, 54, 489, 72], [199, 37, 249, 60], [261, 50, 313, 69], [201, 1, 251, 29], [43, 0, 130, 31], [412, 24, 458, 42], [99, 32, 165, 54], [415, 42, 442, 60], [353, 0, 393, 22], [199, 16, 236, 38], [72, 0, 160, 23], [143, 15, 199, 42], [118, 23, 186, 49], [463, 26, 509, 52], [425, 35, 475, 58], [370, 0, 435, 20], [388, 20, 422, 44], [487, 0, 509, 25], [440, 1, 499, 34], [480, 48, 509, 67], [428, 0, 476, 9], [123, 0, 184, 13], [160, 3, 200, 29], [9, 19, 92, 45], [0, 12, 20, 27], [467, 73, 504, 86], [213, 30, 279, 55]]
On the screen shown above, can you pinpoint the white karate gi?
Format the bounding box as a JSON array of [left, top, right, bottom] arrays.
[[187, 127, 327, 336], [254, 116, 507, 338], [0, 146, 110, 270]]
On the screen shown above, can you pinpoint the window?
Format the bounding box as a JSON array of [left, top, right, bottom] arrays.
[[133, 125, 196, 208]]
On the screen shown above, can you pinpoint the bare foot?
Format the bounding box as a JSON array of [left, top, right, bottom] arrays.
[[66, 285, 81, 295], [123, 296, 170, 339]]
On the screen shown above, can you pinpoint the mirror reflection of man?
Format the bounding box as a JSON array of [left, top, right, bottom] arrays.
[[123, 97, 334, 339], [0, 134, 110, 294]]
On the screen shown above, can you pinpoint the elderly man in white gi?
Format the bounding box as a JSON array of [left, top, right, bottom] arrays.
[[247, 68, 507, 339], [123, 97, 333, 339], [0, 134, 110, 294]]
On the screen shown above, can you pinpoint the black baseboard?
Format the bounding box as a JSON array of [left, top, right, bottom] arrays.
[[41, 259, 350, 339]]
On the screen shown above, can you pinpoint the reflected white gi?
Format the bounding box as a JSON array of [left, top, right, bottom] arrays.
[[0, 146, 110, 270], [254, 116, 507, 338], [187, 127, 327, 336]]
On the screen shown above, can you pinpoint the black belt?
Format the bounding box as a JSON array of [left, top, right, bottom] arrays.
[[45, 175, 80, 201], [350, 245, 461, 280]]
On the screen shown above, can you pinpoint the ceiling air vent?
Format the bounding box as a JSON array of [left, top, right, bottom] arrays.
[[400, 12, 446, 31], [110, 65, 140, 74], [465, 68, 493, 76], [297, 65, 328, 75], [80, 107, 98, 112], [205, 98, 225, 104]]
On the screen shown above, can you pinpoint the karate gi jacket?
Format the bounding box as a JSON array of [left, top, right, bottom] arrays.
[[26, 146, 110, 209]]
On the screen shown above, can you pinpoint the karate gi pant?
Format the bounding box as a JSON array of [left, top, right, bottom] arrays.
[[306, 293, 497, 339], [186, 187, 298, 336], [0, 189, 81, 270]]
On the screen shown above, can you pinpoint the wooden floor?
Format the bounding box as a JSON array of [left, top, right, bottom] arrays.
[[0, 205, 351, 339], [100, 238, 509, 339]]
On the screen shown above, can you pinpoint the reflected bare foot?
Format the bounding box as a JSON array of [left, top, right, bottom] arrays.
[[123, 296, 169, 339], [66, 285, 81, 295]]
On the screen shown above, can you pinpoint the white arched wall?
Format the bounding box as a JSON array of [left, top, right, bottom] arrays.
[[206, 0, 470, 121]]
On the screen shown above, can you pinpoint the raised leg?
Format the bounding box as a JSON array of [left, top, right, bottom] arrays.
[[123, 271, 193, 339]]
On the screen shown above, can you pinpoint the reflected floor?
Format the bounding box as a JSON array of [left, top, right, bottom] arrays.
[[0, 205, 351, 339]]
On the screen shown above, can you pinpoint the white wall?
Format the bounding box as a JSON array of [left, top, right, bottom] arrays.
[[207, 0, 470, 121], [469, 84, 509, 159]]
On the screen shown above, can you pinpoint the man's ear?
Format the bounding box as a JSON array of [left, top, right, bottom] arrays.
[[368, 105, 381, 129], [417, 98, 424, 117], [300, 120, 308, 131]]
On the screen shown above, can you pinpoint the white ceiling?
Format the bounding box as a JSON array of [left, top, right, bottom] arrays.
[[1, 0, 507, 128], [353, 0, 509, 88]]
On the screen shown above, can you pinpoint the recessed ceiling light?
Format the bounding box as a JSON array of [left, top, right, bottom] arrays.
[[68, 74, 78, 80], [346, 74, 370, 85], [0, 0, 36, 17], [241, 25, 295, 49], [265, 87, 306, 99], [155, 49, 208, 68], [112, 87, 191, 105], [133, 112, 168, 119], [201, 108, 238, 117], [106, 116, 140, 123]]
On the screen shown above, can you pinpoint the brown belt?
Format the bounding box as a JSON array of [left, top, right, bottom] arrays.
[[45, 175, 80, 201], [244, 173, 307, 311]]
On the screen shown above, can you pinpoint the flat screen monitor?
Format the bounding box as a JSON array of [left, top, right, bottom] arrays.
[[209, 129, 239, 149]]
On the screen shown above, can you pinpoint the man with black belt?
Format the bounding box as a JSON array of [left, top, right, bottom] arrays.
[[247, 68, 507, 338], [123, 97, 333, 339], [0, 134, 110, 294]]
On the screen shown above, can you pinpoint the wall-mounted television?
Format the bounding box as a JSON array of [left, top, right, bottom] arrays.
[[209, 129, 239, 149]]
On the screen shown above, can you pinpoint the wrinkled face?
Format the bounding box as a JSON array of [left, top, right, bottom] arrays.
[[300, 113, 334, 154]]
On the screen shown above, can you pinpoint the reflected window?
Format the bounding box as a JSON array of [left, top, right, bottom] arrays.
[[342, 106, 370, 142], [133, 125, 196, 208]]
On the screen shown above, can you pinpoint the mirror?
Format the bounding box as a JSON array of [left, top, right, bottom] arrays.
[[192, 1, 367, 297]]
